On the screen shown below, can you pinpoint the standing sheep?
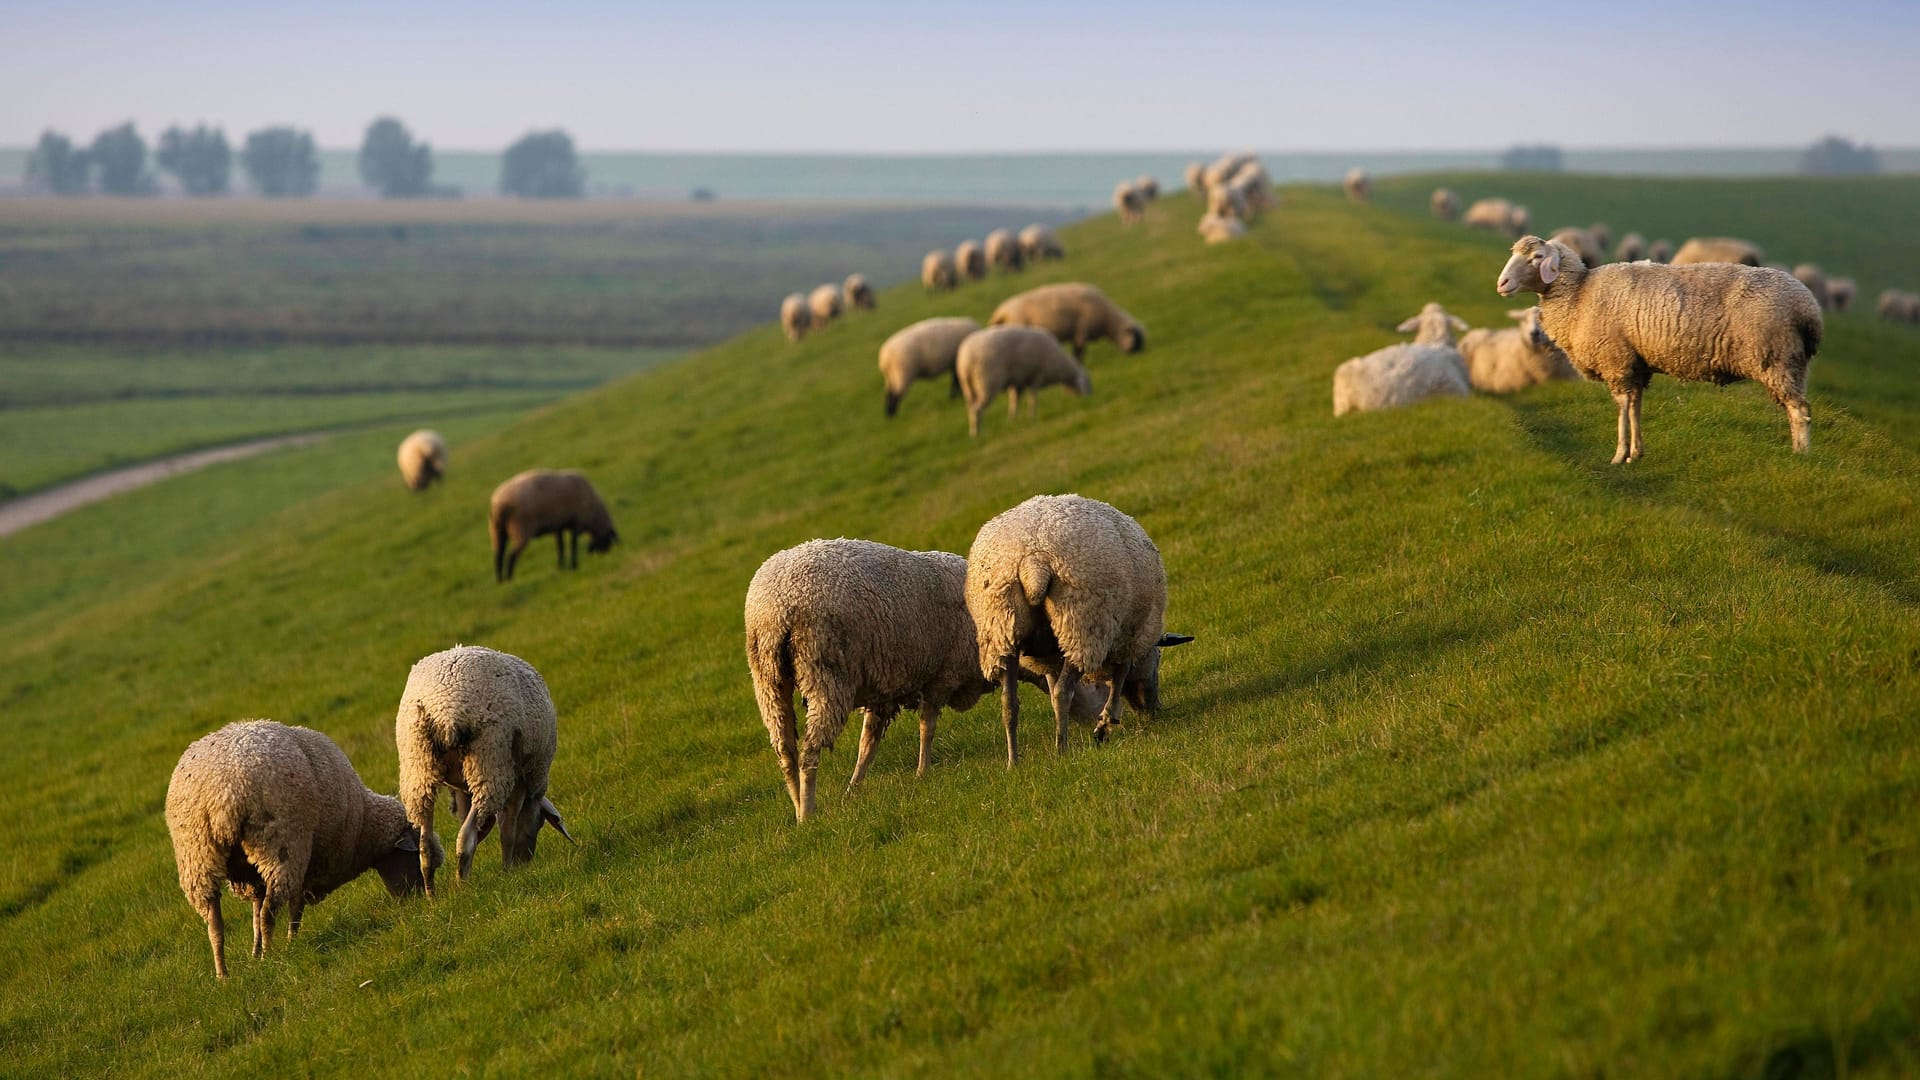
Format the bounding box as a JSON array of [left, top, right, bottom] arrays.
[[1197, 213, 1247, 245], [1671, 237, 1764, 266], [844, 273, 876, 311], [1395, 301, 1469, 347], [1207, 183, 1249, 223], [1648, 238, 1674, 263], [1203, 153, 1256, 194], [1792, 265, 1831, 311], [985, 228, 1025, 273], [1826, 277, 1856, 312], [1430, 187, 1459, 221], [1184, 161, 1207, 194], [921, 250, 958, 292], [397, 429, 449, 493], [1343, 167, 1371, 202], [1228, 161, 1275, 213], [1134, 175, 1160, 200], [166, 720, 440, 978], [1880, 289, 1920, 324], [956, 240, 988, 282], [989, 282, 1146, 362], [1615, 232, 1648, 263], [1018, 223, 1065, 262], [955, 327, 1091, 437], [1588, 223, 1614, 254], [1465, 198, 1530, 238], [396, 645, 574, 892], [965, 494, 1194, 760], [809, 283, 844, 326], [878, 316, 979, 417], [780, 293, 812, 342], [489, 469, 618, 582], [1496, 235, 1822, 462], [1113, 181, 1146, 225], [1458, 307, 1582, 393], [1550, 226, 1607, 268]]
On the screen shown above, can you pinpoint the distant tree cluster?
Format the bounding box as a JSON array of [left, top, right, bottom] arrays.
[[1500, 144, 1564, 172], [157, 125, 232, 196], [1800, 135, 1880, 175], [500, 130, 585, 198]]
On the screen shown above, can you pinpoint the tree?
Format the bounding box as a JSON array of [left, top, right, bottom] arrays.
[[1500, 144, 1563, 172], [25, 130, 90, 194], [156, 124, 232, 196], [359, 116, 434, 197], [1800, 135, 1880, 175], [500, 130, 585, 198], [90, 122, 156, 195], [242, 126, 320, 197]]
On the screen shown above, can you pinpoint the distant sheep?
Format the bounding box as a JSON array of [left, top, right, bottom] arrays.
[[780, 293, 811, 342], [1202, 153, 1256, 195], [1395, 301, 1469, 347], [985, 228, 1025, 273], [844, 273, 876, 311], [1587, 223, 1614, 253], [1792, 265, 1830, 311], [991, 282, 1145, 362], [1648, 238, 1674, 263], [1497, 234, 1821, 461], [1343, 167, 1371, 202], [1614, 232, 1647, 263], [921, 250, 958, 292], [1197, 213, 1247, 245], [1430, 188, 1459, 221], [1550, 226, 1607, 268], [809, 283, 844, 325], [1458, 307, 1582, 393], [1113, 181, 1146, 225], [489, 469, 618, 582], [1134, 175, 1160, 200], [1207, 182, 1249, 222], [878, 316, 979, 417], [1227, 161, 1274, 214], [1018, 223, 1065, 262], [1465, 198, 1530, 238], [1880, 289, 1920, 324], [397, 429, 448, 492], [956, 240, 988, 281], [1826, 277, 1856, 312], [1671, 237, 1764, 267], [955, 326, 1091, 437], [1184, 161, 1207, 194]]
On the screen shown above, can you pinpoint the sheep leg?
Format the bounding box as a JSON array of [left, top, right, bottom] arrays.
[[1609, 388, 1632, 465], [847, 707, 895, 793], [1001, 662, 1021, 767], [1007, 388, 1020, 420], [497, 797, 524, 868], [556, 532, 566, 569], [772, 701, 803, 822], [251, 895, 269, 959], [1779, 379, 1812, 453], [191, 887, 227, 979], [456, 785, 503, 881], [968, 402, 983, 438], [450, 787, 471, 824], [1627, 387, 1644, 462], [798, 691, 852, 823], [916, 703, 939, 777], [1094, 662, 1130, 744], [505, 537, 528, 580], [1049, 665, 1082, 755], [570, 529, 581, 568]]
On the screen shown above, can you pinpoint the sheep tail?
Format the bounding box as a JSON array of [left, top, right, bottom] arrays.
[[1017, 555, 1052, 608], [1797, 314, 1823, 362]]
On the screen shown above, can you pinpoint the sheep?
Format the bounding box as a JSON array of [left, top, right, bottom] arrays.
[[780, 292, 812, 342], [809, 283, 844, 326], [1134, 175, 1160, 200], [1113, 181, 1146, 225], [965, 493, 1194, 760], [955, 326, 1091, 437], [396, 645, 574, 893], [1343, 167, 1371, 202], [844, 273, 876, 311], [1465, 198, 1530, 238], [1431, 188, 1459, 221], [1395, 301, 1469, 347], [1018, 223, 1065, 262], [1207, 183, 1249, 222], [985, 227, 1025, 273], [1332, 344, 1471, 416], [1648, 238, 1674, 264], [1826, 277, 1856, 313], [1791, 264, 1831, 311], [166, 720, 440, 978], [956, 240, 988, 281], [1458, 307, 1582, 393], [1202, 153, 1255, 194], [1587, 223, 1614, 254], [1550, 226, 1607, 268], [922, 250, 958, 292], [489, 469, 618, 582], [1615, 232, 1648, 263], [1671, 237, 1764, 266], [878, 316, 979, 417], [1184, 160, 1207, 194], [397, 429, 448, 492], [1496, 234, 1822, 462], [1879, 289, 1920, 324], [1227, 161, 1274, 213], [990, 282, 1146, 362], [1197, 213, 1247, 245]]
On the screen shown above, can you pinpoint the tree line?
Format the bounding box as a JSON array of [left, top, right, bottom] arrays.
[[23, 119, 586, 198]]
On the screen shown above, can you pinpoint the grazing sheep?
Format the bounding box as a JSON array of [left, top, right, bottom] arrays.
[[1343, 167, 1371, 202], [955, 327, 1091, 437], [809, 283, 844, 326], [1431, 188, 1459, 221], [1671, 237, 1764, 267], [166, 720, 440, 978], [396, 646, 574, 893], [1197, 213, 1247, 245], [1202, 153, 1256, 194], [1227, 161, 1275, 213], [985, 228, 1025, 273], [1880, 289, 1920, 324], [1113, 181, 1146, 225], [1497, 234, 1822, 462], [1458, 307, 1582, 393], [1134, 175, 1160, 200], [397, 429, 448, 493], [780, 293, 811, 342], [1615, 232, 1648, 263], [1332, 344, 1471, 417], [878, 316, 979, 417], [965, 494, 1193, 760], [1018, 223, 1065, 262], [1184, 161, 1207, 194], [1791, 265, 1831, 311], [956, 240, 988, 281], [1395, 301, 1469, 347], [1648, 238, 1674, 264], [1465, 198, 1530, 238], [1550, 227, 1607, 268], [489, 469, 618, 582], [990, 282, 1146, 362], [1826, 277, 1856, 312], [1207, 182, 1249, 222], [1587, 223, 1614, 253], [844, 273, 876, 311], [922, 250, 958, 292]]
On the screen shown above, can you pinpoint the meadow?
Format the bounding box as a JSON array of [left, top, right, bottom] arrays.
[[2, 176, 1917, 1076]]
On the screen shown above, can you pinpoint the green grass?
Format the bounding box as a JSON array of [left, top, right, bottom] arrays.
[[4, 179, 1919, 1076]]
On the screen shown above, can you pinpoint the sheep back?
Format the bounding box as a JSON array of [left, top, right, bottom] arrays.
[[989, 282, 1144, 357], [1332, 344, 1470, 416], [397, 430, 449, 492]]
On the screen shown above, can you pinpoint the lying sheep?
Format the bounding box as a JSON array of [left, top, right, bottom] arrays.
[[844, 273, 876, 311], [965, 494, 1193, 760], [1343, 167, 1371, 202], [1880, 289, 1920, 324], [1113, 181, 1146, 225], [989, 282, 1146, 361], [1458, 307, 1582, 393], [1497, 234, 1822, 461], [1395, 301, 1469, 347], [1207, 183, 1249, 222], [397, 429, 448, 492], [780, 293, 811, 342], [878, 316, 979, 417], [1465, 198, 1530, 238], [1648, 238, 1674, 263], [985, 228, 1025, 273], [1431, 188, 1459, 221], [809, 283, 844, 326], [1018, 223, 1065, 262], [1550, 226, 1607, 268], [489, 469, 618, 582], [166, 720, 440, 978], [956, 327, 1091, 437], [956, 240, 988, 281], [396, 645, 574, 892], [922, 250, 958, 292], [1615, 232, 1648, 263], [1197, 213, 1247, 245], [1826, 277, 1856, 312], [1792, 265, 1830, 311], [1134, 175, 1160, 200], [1332, 344, 1470, 416], [1671, 237, 1764, 266]]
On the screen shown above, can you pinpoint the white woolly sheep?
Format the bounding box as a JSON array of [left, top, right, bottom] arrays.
[[1343, 167, 1371, 202], [1332, 344, 1471, 417], [989, 282, 1146, 362], [166, 720, 441, 978], [1826, 277, 1856, 312], [1648, 238, 1674, 263], [965, 494, 1193, 760], [1550, 227, 1607, 269], [1465, 198, 1530, 238], [1791, 265, 1830, 311], [1197, 213, 1247, 245], [1018, 223, 1065, 262], [1458, 307, 1582, 393], [396, 645, 574, 893], [1615, 232, 1648, 263], [1184, 161, 1207, 194], [1227, 161, 1274, 213], [1497, 234, 1822, 462], [809, 283, 844, 326], [1202, 153, 1255, 195], [922, 250, 958, 291], [489, 469, 618, 582], [1113, 181, 1146, 225], [1431, 188, 1459, 221], [1671, 237, 1764, 267], [844, 273, 876, 311], [1207, 183, 1249, 222], [397, 429, 448, 492], [1395, 301, 1469, 347], [956, 240, 988, 281], [985, 228, 1025, 273], [780, 293, 811, 342], [1134, 175, 1160, 200], [1879, 289, 1920, 324], [955, 326, 1091, 437], [878, 316, 980, 417]]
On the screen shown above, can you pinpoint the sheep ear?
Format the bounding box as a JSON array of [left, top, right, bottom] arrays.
[[1158, 633, 1195, 648], [539, 797, 576, 845], [1395, 316, 1419, 332], [1506, 309, 1532, 320], [394, 830, 420, 854], [1450, 315, 1469, 331], [1536, 248, 1560, 284]]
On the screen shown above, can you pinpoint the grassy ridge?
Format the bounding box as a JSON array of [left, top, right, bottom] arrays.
[[3, 181, 1919, 1076]]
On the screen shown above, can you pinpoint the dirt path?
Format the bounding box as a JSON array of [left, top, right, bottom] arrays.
[[0, 432, 330, 539]]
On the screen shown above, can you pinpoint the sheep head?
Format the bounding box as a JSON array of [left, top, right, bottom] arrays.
[[1120, 323, 1146, 354], [1508, 307, 1551, 348], [1497, 236, 1572, 297], [1121, 633, 1197, 713], [375, 825, 444, 896]]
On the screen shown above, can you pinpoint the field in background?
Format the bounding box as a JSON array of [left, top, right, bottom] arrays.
[[2, 176, 1918, 1075]]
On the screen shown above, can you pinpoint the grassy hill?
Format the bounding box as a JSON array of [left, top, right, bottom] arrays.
[[4, 179, 1919, 1076]]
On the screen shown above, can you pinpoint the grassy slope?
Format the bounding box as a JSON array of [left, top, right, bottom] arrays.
[[4, 182, 1919, 1076]]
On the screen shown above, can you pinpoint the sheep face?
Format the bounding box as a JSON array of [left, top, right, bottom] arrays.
[[589, 528, 619, 554], [374, 828, 444, 896], [1120, 633, 1196, 712], [1510, 307, 1550, 347], [1497, 237, 1566, 297], [502, 795, 575, 867], [1120, 324, 1146, 354]]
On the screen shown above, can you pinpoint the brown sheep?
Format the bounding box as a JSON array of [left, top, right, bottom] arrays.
[[989, 282, 1145, 362], [921, 250, 958, 292], [489, 469, 618, 582], [985, 228, 1025, 273], [843, 273, 876, 311], [1671, 237, 1764, 266], [956, 240, 988, 281]]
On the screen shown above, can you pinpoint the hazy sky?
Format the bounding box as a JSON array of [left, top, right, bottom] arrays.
[[6, 0, 1919, 152]]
